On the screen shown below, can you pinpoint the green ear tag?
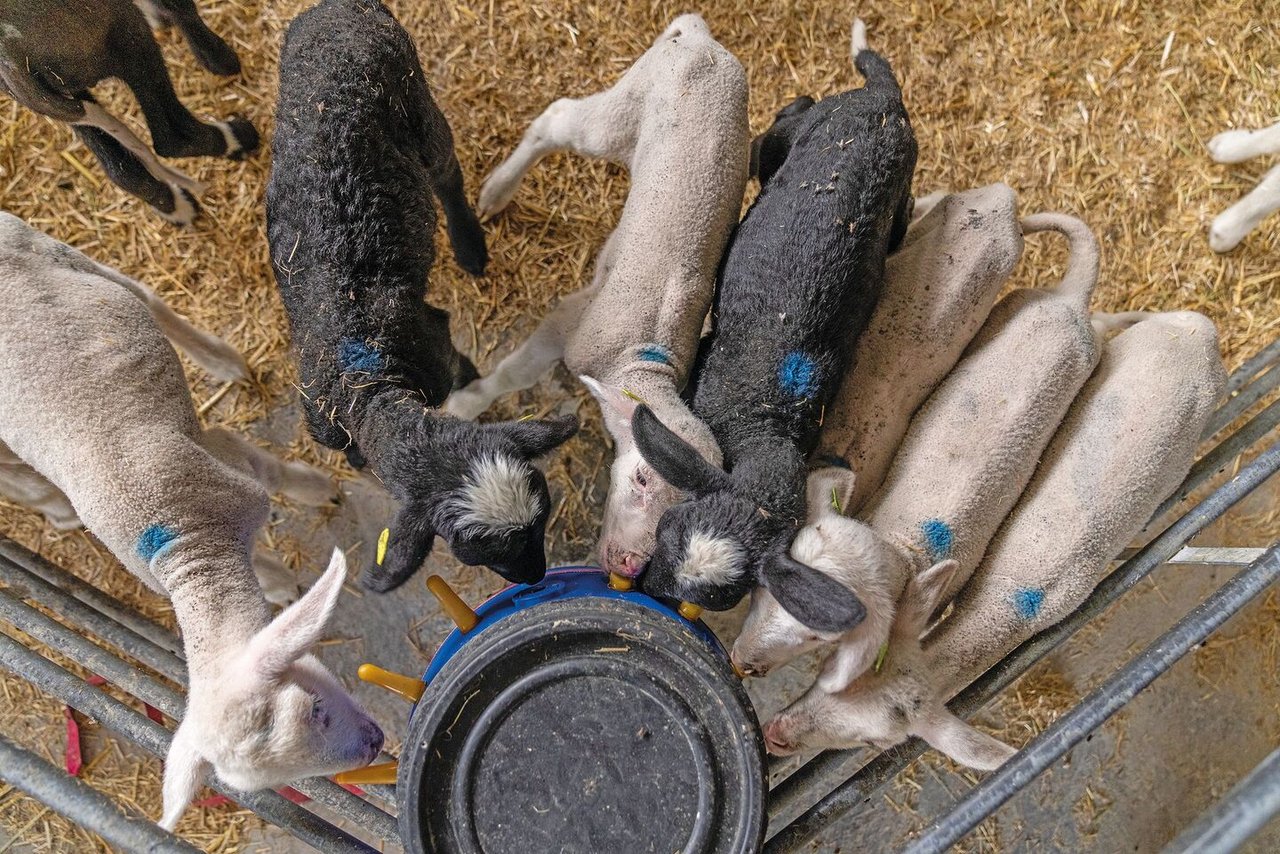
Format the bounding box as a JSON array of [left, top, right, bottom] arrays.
[[830, 486, 842, 514], [376, 527, 390, 566], [621, 387, 648, 404], [873, 640, 890, 674]]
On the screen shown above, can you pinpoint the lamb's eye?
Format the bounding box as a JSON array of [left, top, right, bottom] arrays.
[[310, 698, 327, 725], [635, 469, 649, 488]]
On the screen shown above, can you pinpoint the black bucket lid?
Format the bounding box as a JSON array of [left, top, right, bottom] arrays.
[[398, 594, 765, 853]]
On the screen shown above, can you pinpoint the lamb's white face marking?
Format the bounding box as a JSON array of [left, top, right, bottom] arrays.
[[459, 455, 541, 533], [677, 531, 745, 586]]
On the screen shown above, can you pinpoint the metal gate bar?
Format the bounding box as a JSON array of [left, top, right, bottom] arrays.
[[905, 544, 1280, 853], [1163, 747, 1280, 854], [0, 633, 381, 853], [0, 546, 402, 847], [0, 733, 201, 854], [765, 429, 1280, 849]]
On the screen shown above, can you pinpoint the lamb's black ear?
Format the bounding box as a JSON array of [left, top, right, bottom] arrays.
[[760, 551, 866, 633], [362, 506, 436, 593], [493, 414, 579, 458], [632, 405, 729, 497]]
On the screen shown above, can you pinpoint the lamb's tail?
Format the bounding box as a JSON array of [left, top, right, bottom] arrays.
[[851, 18, 901, 95], [1019, 212, 1101, 312], [96, 264, 249, 382]]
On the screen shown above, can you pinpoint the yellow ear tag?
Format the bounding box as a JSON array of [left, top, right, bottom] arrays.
[[830, 487, 842, 514], [873, 640, 890, 674], [334, 760, 399, 786], [376, 528, 390, 566], [621, 387, 648, 405]]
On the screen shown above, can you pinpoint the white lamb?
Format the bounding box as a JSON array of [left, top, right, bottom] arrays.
[[445, 14, 749, 578]]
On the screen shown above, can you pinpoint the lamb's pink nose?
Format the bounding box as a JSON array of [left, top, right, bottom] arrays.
[[619, 552, 645, 577], [763, 720, 796, 756]]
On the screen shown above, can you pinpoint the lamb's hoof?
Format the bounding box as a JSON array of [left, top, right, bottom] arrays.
[[157, 186, 199, 226], [1207, 129, 1256, 164], [195, 39, 242, 77], [1209, 218, 1246, 254], [455, 241, 488, 277], [476, 175, 517, 222], [223, 116, 260, 160]]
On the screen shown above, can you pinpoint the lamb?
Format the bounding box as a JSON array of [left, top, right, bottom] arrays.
[[627, 19, 915, 633], [444, 13, 749, 579], [0, 0, 258, 224], [268, 0, 577, 593], [1206, 119, 1280, 252], [0, 212, 383, 828], [731, 214, 1103, 687], [814, 183, 1024, 512], [762, 311, 1227, 767]]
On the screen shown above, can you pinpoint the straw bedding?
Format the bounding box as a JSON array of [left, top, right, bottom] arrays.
[[0, 0, 1277, 849]]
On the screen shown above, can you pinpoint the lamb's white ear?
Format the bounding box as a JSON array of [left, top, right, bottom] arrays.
[[245, 547, 347, 680], [896, 559, 958, 637], [911, 710, 1016, 771], [160, 721, 212, 830], [805, 466, 856, 521], [580, 375, 638, 435]]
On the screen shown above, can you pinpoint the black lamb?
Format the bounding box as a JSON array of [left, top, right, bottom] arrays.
[[632, 19, 917, 631], [267, 0, 577, 592]]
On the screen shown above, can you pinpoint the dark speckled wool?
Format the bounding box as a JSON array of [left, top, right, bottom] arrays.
[[635, 26, 916, 632], [268, 0, 577, 592]]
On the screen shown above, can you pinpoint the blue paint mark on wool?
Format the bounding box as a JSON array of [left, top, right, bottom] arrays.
[[920, 518, 953, 559], [637, 344, 673, 366], [338, 338, 383, 373], [136, 524, 178, 562], [779, 351, 819, 399], [1011, 587, 1045, 620]]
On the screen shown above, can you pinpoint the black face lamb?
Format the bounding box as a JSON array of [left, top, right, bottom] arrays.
[[267, 0, 577, 591], [635, 19, 916, 633]]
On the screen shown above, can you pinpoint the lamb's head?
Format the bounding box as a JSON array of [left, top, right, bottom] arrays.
[[160, 550, 383, 830], [732, 467, 901, 677], [362, 413, 579, 592], [762, 559, 1014, 771], [630, 405, 866, 631], [581, 376, 723, 578]]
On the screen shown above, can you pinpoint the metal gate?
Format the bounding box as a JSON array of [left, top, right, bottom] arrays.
[[2, 336, 1278, 852]]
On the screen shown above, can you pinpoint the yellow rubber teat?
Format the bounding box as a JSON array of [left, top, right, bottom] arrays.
[[677, 602, 703, 621], [376, 528, 390, 566], [607, 573, 634, 592], [730, 659, 746, 679], [334, 761, 399, 786], [357, 663, 425, 703], [426, 575, 479, 633]]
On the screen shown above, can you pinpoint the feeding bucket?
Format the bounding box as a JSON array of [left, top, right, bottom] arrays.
[[347, 567, 767, 853]]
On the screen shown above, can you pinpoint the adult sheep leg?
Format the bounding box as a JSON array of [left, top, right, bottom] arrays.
[[1210, 163, 1280, 253], [476, 91, 638, 220]]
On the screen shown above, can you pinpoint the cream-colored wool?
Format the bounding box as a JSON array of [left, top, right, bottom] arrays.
[[762, 311, 1226, 767], [928, 310, 1227, 698], [447, 14, 748, 575], [734, 212, 1103, 690], [817, 183, 1023, 512]]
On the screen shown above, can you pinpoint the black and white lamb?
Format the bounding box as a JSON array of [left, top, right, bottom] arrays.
[[268, 0, 577, 592], [631, 19, 916, 631]]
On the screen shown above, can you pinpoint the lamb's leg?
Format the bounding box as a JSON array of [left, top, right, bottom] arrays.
[[71, 101, 206, 197], [0, 442, 81, 530], [109, 13, 257, 159], [201, 428, 340, 506], [1210, 164, 1280, 253], [411, 93, 488, 276], [477, 90, 640, 221], [1208, 119, 1280, 164], [136, 0, 241, 76], [251, 547, 300, 606], [73, 123, 200, 225], [749, 95, 815, 186], [445, 279, 601, 419]]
